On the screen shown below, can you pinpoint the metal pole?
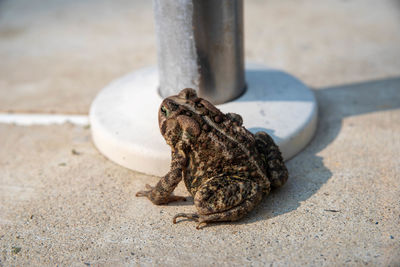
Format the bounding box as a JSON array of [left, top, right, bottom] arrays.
[[154, 0, 245, 104]]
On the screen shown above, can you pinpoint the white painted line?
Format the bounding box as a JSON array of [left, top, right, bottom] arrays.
[[0, 113, 89, 126]]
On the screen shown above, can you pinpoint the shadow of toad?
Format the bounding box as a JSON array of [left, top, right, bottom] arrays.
[[239, 76, 400, 224]]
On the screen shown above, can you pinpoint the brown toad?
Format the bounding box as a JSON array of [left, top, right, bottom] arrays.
[[136, 88, 288, 228]]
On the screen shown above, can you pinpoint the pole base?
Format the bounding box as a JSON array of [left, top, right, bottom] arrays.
[[90, 64, 318, 176]]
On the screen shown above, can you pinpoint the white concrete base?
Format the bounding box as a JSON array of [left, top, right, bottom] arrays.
[[90, 64, 318, 176]]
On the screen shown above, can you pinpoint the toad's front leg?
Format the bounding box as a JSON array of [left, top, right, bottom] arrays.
[[136, 150, 186, 205]]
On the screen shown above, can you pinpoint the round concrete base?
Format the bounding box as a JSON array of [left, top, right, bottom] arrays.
[[90, 64, 318, 176]]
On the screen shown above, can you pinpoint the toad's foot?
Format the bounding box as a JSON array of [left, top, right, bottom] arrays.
[[173, 213, 208, 229], [173, 213, 199, 223], [135, 184, 154, 197], [136, 184, 186, 204]]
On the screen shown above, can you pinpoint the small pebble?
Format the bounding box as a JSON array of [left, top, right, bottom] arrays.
[[72, 149, 81, 155], [11, 246, 21, 255]]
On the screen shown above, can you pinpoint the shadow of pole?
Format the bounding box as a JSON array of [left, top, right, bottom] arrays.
[[243, 76, 400, 223]]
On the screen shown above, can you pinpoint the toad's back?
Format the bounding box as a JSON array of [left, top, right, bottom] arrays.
[[182, 111, 271, 197]]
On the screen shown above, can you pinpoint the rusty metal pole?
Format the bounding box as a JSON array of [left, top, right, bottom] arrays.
[[154, 0, 245, 104]]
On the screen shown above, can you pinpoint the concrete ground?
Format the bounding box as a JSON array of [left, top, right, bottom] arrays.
[[0, 0, 399, 266]]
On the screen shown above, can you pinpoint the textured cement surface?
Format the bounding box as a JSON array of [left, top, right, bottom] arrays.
[[0, 0, 155, 114], [1, 0, 400, 265], [1, 0, 400, 113], [1, 82, 400, 265]]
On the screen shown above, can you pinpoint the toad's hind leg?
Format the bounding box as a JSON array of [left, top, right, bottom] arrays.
[[173, 177, 263, 228], [255, 131, 288, 188]]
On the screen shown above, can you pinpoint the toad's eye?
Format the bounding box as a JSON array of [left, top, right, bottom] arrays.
[[160, 106, 168, 116]]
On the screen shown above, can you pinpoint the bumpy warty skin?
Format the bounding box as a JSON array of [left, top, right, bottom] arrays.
[[136, 88, 288, 228]]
